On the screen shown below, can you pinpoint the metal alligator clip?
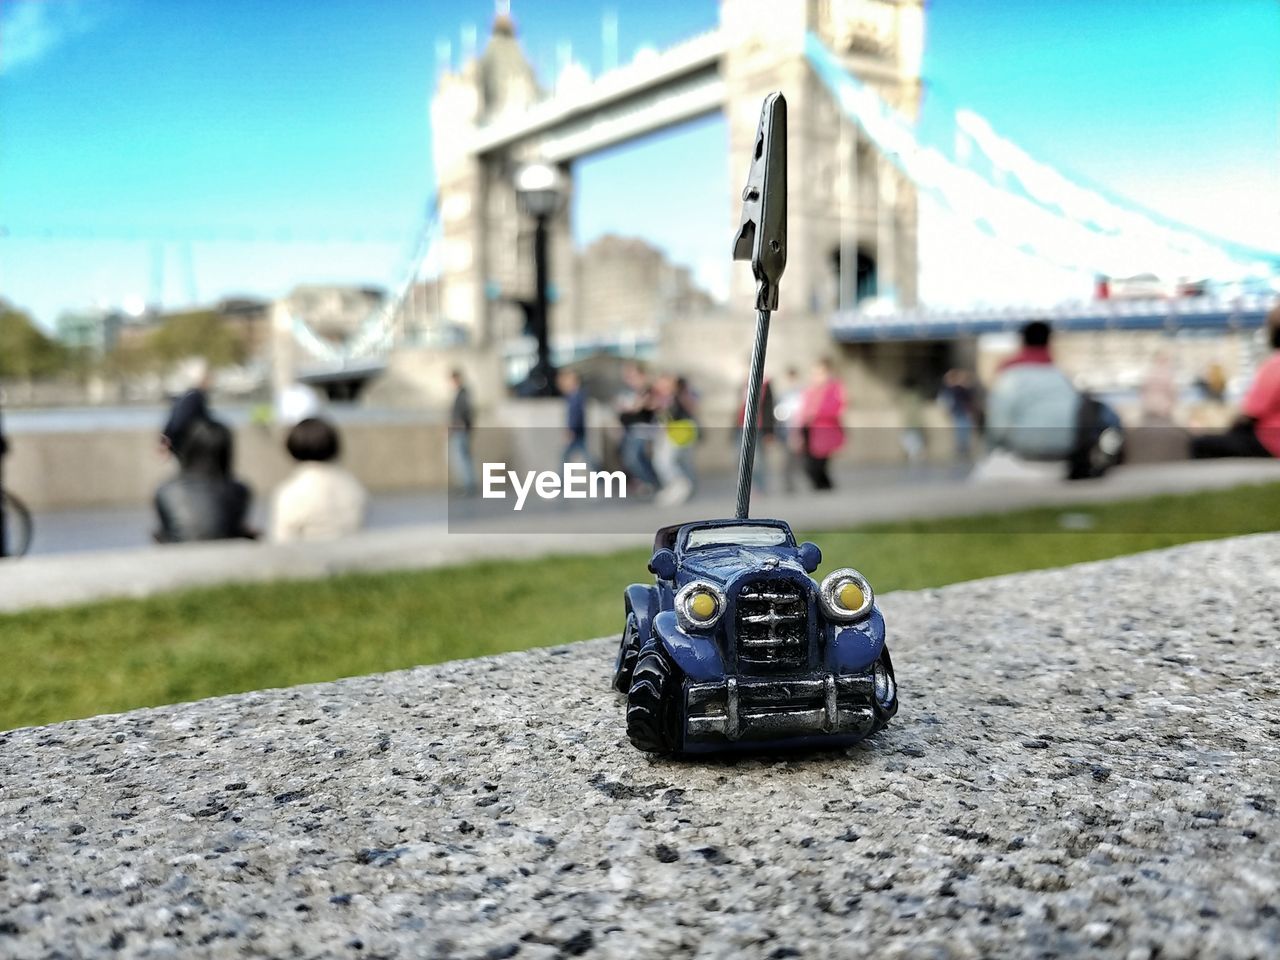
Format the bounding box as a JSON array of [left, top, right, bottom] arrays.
[[732, 91, 787, 312]]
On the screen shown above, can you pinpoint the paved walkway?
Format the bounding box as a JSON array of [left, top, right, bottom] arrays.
[[24, 491, 442, 556], [22, 463, 968, 556], [3, 459, 1278, 612], [2, 535, 1277, 956]]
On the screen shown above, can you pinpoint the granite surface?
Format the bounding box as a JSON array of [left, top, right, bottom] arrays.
[[2, 535, 1278, 959]]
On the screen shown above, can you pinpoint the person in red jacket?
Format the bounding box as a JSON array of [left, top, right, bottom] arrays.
[[1192, 304, 1280, 459], [793, 357, 847, 490]]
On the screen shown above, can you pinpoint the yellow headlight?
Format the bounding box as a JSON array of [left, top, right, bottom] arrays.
[[688, 591, 717, 620], [838, 581, 865, 612], [819, 568, 872, 621]]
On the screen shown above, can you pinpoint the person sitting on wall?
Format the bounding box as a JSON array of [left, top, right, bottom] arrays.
[[984, 320, 1123, 480], [271, 417, 367, 543], [1191, 304, 1280, 460], [154, 418, 256, 543], [161, 359, 214, 456], [985, 320, 1079, 460]]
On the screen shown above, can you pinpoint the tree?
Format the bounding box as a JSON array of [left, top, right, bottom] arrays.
[[146, 310, 247, 368], [101, 337, 156, 379], [0, 305, 69, 379]]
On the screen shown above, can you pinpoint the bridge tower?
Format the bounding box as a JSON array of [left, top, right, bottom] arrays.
[[430, 11, 575, 349], [722, 0, 923, 316]]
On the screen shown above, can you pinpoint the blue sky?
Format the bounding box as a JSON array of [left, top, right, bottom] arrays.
[[1, 0, 1277, 326]]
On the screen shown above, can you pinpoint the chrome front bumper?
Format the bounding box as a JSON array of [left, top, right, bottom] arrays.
[[685, 674, 876, 742]]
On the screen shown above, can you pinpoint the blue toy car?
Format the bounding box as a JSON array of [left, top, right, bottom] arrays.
[[612, 93, 899, 755], [613, 517, 897, 754]]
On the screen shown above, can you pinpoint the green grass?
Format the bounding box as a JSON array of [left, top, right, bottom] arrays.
[[2, 482, 1277, 732]]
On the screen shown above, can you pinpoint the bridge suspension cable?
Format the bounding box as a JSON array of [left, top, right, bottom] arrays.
[[288, 196, 443, 365], [953, 109, 1280, 281], [804, 33, 1279, 289]]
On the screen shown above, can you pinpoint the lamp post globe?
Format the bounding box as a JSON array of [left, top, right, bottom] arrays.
[[514, 163, 565, 397], [515, 162, 564, 218]]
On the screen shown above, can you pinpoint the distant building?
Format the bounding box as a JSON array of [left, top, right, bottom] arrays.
[[387, 279, 475, 347], [283, 284, 386, 344], [570, 234, 717, 340], [55, 309, 127, 356], [400, 235, 717, 349], [215, 296, 272, 358], [54, 297, 273, 365]]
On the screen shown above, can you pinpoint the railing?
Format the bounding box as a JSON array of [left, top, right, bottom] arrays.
[[830, 294, 1276, 341]]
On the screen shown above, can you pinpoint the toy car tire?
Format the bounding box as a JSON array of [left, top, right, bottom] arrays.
[[611, 612, 642, 694], [626, 642, 680, 753], [868, 649, 899, 735]]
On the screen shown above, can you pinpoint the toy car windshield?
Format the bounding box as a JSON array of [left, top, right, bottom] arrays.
[[685, 525, 792, 549]]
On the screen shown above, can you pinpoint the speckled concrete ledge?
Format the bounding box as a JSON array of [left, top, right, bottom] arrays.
[[3, 535, 1279, 959]]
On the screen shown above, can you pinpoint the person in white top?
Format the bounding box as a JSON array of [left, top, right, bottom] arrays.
[[271, 418, 367, 543]]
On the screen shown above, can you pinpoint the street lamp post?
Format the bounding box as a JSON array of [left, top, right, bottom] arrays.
[[514, 163, 565, 397]]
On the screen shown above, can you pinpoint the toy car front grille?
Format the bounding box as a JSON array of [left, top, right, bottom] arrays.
[[735, 578, 808, 670]]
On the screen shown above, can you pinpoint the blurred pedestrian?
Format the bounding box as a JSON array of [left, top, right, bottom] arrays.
[[448, 368, 476, 496], [736, 361, 777, 495], [1191, 306, 1280, 459], [1196, 362, 1228, 404], [161, 358, 213, 456], [271, 418, 367, 543], [615, 362, 659, 492], [899, 378, 926, 466], [1133, 348, 1189, 461], [795, 357, 846, 490], [654, 373, 699, 505], [671, 375, 700, 491], [1140, 350, 1178, 426], [938, 368, 977, 460], [774, 366, 805, 494], [154, 418, 255, 543], [558, 369, 593, 467]]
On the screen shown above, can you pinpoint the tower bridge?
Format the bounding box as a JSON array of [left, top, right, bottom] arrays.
[[280, 1, 1276, 410], [429, 0, 924, 348]]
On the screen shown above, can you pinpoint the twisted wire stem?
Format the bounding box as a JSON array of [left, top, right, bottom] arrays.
[[734, 307, 772, 519]]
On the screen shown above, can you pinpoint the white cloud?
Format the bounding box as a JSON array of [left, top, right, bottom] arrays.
[[1, 0, 102, 74], [917, 195, 1093, 309], [693, 256, 730, 305]]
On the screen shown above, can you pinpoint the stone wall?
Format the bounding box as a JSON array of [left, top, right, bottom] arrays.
[[1, 535, 1277, 956], [3, 420, 473, 512]]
